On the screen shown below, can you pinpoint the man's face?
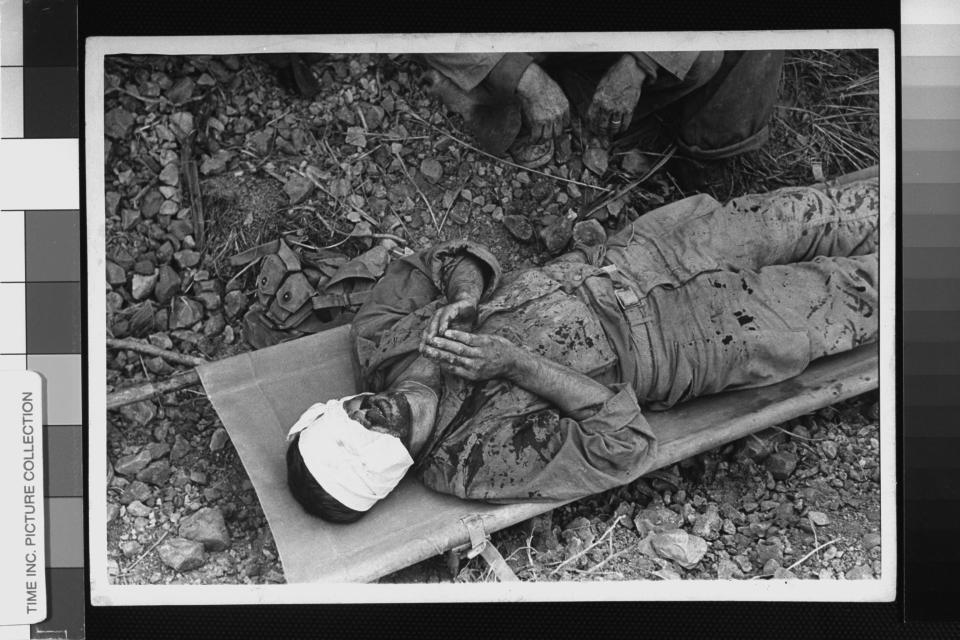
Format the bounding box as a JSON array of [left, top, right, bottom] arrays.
[[343, 392, 412, 443]]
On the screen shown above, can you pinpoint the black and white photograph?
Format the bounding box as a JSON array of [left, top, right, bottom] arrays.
[[86, 31, 895, 604]]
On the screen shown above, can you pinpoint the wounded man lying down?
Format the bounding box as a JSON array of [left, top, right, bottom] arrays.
[[286, 177, 880, 523]]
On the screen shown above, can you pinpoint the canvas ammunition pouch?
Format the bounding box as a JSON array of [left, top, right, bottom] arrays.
[[241, 239, 390, 349]]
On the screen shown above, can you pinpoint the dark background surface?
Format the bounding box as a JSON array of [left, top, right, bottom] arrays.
[[70, 0, 955, 637]]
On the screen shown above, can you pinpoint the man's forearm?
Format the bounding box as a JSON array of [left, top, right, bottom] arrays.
[[444, 256, 485, 304], [506, 348, 615, 415]]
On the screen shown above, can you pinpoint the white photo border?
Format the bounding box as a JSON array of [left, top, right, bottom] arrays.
[[85, 30, 897, 606]]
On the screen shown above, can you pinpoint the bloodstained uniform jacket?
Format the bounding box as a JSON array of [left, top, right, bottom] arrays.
[[350, 241, 657, 503]]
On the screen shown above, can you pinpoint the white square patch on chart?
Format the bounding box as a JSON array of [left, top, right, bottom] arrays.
[[0, 283, 25, 354], [0, 210, 25, 281], [0, 355, 26, 370], [1, 66, 24, 138], [0, 0, 23, 66]]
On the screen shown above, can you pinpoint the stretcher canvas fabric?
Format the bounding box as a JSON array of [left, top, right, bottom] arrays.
[[196, 323, 877, 583]]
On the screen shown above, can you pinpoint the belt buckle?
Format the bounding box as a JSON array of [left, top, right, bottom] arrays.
[[615, 287, 641, 310]]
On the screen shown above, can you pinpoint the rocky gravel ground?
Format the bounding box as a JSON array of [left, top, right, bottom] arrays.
[[103, 50, 881, 585]]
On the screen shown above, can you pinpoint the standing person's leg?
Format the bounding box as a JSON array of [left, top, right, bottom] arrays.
[[604, 178, 879, 294], [639, 251, 879, 409], [672, 50, 785, 159]]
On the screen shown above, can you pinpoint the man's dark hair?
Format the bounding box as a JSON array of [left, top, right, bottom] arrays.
[[286, 433, 365, 524]]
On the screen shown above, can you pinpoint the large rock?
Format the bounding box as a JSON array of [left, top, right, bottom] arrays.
[[650, 529, 708, 569], [179, 507, 231, 551], [158, 537, 206, 572]]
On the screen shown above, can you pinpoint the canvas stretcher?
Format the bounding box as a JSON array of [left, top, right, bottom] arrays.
[[196, 325, 878, 584]]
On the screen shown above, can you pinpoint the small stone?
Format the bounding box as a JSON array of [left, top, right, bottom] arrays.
[[106, 191, 122, 217], [539, 220, 573, 255], [105, 107, 135, 139], [169, 111, 195, 136], [165, 77, 195, 103], [200, 150, 234, 175], [159, 163, 180, 186], [717, 557, 744, 580], [765, 451, 798, 480], [756, 539, 784, 566], [173, 250, 201, 269], [650, 529, 708, 569], [158, 537, 206, 572], [420, 158, 443, 183], [140, 190, 164, 219], [845, 565, 874, 580], [209, 428, 230, 452], [120, 540, 143, 558], [691, 505, 722, 541], [345, 126, 367, 148], [145, 441, 170, 459], [169, 297, 205, 330], [197, 291, 222, 311], [106, 261, 127, 286], [154, 265, 181, 304], [179, 507, 231, 551], [107, 503, 120, 524], [284, 175, 314, 205], [136, 460, 171, 486], [503, 215, 534, 242], [621, 149, 652, 175], [223, 290, 249, 319], [862, 532, 882, 551], [203, 312, 226, 337], [822, 440, 838, 459], [733, 554, 754, 574], [773, 567, 798, 580], [119, 480, 152, 505], [762, 558, 781, 575], [582, 147, 609, 176], [131, 271, 158, 300], [114, 450, 153, 476], [807, 510, 831, 527], [134, 259, 155, 275], [171, 434, 191, 462], [634, 506, 683, 536], [448, 202, 470, 225], [126, 500, 153, 518], [159, 200, 179, 217]]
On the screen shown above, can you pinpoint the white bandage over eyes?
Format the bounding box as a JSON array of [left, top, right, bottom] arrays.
[[286, 394, 414, 512]]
